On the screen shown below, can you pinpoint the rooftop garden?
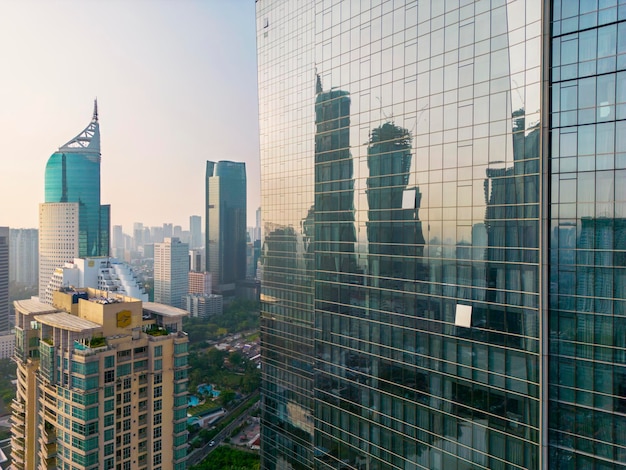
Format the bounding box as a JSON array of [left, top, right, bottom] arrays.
[[145, 325, 168, 336], [87, 336, 106, 348], [188, 401, 222, 417]]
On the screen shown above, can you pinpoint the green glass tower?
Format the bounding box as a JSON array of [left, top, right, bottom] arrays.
[[44, 101, 110, 258], [205, 160, 247, 291]]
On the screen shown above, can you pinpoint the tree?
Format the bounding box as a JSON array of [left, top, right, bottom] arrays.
[[219, 389, 236, 408]]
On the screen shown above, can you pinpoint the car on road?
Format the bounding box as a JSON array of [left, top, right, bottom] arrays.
[[209, 441, 215, 447]]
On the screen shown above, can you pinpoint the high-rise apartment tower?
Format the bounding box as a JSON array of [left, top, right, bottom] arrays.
[[11, 288, 188, 470], [256, 1, 626, 469]]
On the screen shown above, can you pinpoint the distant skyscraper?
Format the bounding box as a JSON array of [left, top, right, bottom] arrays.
[[39, 102, 110, 300], [163, 223, 173, 239], [112, 224, 124, 248], [189, 215, 202, 249], [143, 226, 152, 245], [0, 227, 8, 332], [44, 100, 109, 258], [257, 2, 626, 469], [151, 226, 164, 244], [9, 228, 38, 287], [154, 237, 189, 309], [205, 160, 247, 291], [133, 222, 144, 251]]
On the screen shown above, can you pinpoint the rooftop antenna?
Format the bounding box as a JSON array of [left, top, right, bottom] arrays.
[[93, 98, 99, 122]]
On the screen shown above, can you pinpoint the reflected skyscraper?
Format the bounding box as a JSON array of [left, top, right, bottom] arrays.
[[257, 1, 626, 469]]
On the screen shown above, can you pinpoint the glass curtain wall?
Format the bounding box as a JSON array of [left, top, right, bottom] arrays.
[[257, 2, 317, 469], [549, 0, 626, 467], [258, 1, 543, 469]]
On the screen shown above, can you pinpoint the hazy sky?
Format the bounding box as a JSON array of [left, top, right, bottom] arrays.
[[0, 0, 260, 233]]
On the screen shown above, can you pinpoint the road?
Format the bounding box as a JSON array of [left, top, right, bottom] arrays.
[[0, 415, 11, 429], [187, 394, 259, 467]]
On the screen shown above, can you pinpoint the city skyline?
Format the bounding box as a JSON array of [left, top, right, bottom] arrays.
[[0, 1, 260, 230]]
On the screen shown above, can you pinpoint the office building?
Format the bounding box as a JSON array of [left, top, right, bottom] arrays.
[[256, 1, 626, 469], [11, 287, 188, 470], [40, 102, 110, 299], [205, 160, 247, 292], [189, 249, 204, 273], [0, 331, 15, 359], [184, 293, 223, 319], [0, 227, 8, 332], [188, 271, 212, 296], [154, 238, 189, 309], [44, 100, 110, 258], [9, 228, 39, 287], [190, 215, 202, 249]]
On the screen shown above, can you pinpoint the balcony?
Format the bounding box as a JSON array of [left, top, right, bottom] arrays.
[[11, 412, 25, 428], [39, 441, 57, 459], [11, 446, 24, 466], [11, 436, 25, 450], [12, 399, 25, 413]]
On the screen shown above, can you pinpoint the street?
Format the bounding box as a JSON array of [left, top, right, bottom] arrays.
[[186, 394, 259, 467]]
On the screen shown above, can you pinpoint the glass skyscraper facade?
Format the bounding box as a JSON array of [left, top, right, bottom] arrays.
[[44, 101, 110, 258], [257, 1, 625, 469], [205, 160, 247, 290], [549, 1, 626, 467]]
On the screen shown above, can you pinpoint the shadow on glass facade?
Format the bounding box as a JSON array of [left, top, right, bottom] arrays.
[[257, 0, 625, 469]]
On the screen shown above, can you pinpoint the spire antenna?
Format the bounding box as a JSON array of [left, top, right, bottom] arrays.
[[93, 98, 98, 122]]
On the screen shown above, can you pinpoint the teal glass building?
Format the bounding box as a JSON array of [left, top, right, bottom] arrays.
[[257, 0, 626, 468], [44, 101, 110, 258], [205, 160, 247, 290]]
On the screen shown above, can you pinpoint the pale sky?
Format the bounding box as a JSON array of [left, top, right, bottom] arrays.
[[0, 0, 260, 233]]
